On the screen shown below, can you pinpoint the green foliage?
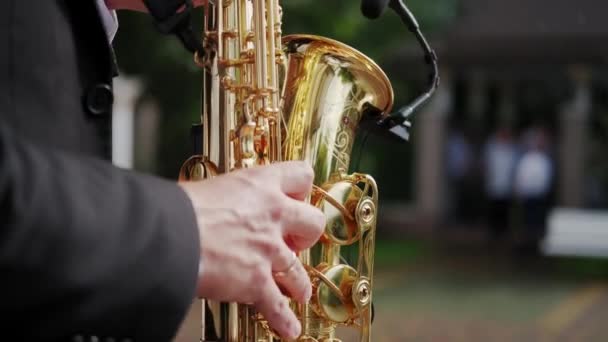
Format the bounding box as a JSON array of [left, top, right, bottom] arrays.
[[555, 257, 608, 279], [281, 0, 457, 63], [374, 238, 431, 268]]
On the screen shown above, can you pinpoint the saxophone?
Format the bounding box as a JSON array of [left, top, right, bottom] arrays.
[[174, 0, 438, 340]]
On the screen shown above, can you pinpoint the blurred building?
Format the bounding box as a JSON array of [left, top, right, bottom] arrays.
[[383, 0, 608, 243]]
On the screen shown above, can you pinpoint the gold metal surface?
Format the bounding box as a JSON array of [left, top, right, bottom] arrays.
[[179, 155, 219, 181], [311, 264, 358, 323], [178, 1, 393, 340]]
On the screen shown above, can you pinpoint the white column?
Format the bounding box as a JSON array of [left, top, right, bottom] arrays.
[[112, 75, 143, 169], [558, 68, 591, 207], [414, 70, 452, 226], [133, 97, 161, 172]]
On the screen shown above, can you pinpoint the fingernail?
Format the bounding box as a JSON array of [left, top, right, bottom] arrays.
[[289, 321, 302, 340], [316, 212, 327, 228], [304, 286, 312, 303]]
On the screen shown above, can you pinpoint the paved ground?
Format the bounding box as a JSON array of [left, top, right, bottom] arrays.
[[369, 238, 608, 342], [174, 238, 608, 341]]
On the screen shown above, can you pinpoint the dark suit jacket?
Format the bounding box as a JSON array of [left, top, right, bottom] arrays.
[[0, 1, 200, 341]]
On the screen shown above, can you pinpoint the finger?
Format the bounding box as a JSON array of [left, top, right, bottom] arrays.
[[273, 253, 312, 305], [281, 199, 326, 251], [271, 245, 312, 304], [273, 161, 314, 200], [255, 280, 302, 340]]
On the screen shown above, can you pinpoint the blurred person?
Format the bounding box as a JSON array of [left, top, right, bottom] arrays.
[[513, 126, 555, 253], [0, 1, 324, 341], [481, 126, 518, 241]]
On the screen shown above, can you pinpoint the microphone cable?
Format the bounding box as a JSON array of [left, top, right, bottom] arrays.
[[385, 0, 440, 130], [359, 0, 440, 141], [355, 0, 439, 172]]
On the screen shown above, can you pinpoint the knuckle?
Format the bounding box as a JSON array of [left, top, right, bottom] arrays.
[[250, 265, 269, 291], [270, 186, 286, 200], [273, 298, 287, 318], [283, 202, 299, 221], [260, 237, 281, 257], [246, 211, 274, 233], [243, 213, 262, 232], [271, 199, 296, 225], [269, 203, 284, 223], [263, 187, 284, 208], [265, 298, 288, 326]]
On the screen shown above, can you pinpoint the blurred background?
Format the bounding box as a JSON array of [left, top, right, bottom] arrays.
[[111, 0, 608, 340]]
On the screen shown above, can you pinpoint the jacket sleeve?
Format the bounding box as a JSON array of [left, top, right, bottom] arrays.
[[0, 123, 200, 341]]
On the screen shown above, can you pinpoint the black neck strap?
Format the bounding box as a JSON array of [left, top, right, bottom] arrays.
[[143, 0, 204, 55]]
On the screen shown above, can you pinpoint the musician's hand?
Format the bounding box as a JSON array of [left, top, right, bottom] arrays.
[[178, 161, 326, 340], [104, 0, 205, 12]]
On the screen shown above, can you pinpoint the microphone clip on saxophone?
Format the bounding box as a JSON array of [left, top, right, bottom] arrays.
[[361, 0, 440, 141]]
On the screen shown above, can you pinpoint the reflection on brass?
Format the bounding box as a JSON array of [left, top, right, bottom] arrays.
[[310, 264, 357, 324], [179, 155, 219, 181], [177, 0, 392, 340]]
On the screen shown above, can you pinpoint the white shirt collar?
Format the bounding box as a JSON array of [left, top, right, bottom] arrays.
[[95, 0, 119, 43]]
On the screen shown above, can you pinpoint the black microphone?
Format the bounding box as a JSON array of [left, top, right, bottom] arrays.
[[358, 0, 440, 142], [361, 0, 390, 19]]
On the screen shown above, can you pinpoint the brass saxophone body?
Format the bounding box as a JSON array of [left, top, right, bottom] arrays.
[[179, 0, 394, 340]]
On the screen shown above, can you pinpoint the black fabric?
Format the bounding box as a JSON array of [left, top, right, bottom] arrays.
[[143, 0, 188, 20], [0, 1, 200, 341], [143, 0, 203, 54]]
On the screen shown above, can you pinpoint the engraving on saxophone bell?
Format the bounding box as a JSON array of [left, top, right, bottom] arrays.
[[178, 0, 394, 340]]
